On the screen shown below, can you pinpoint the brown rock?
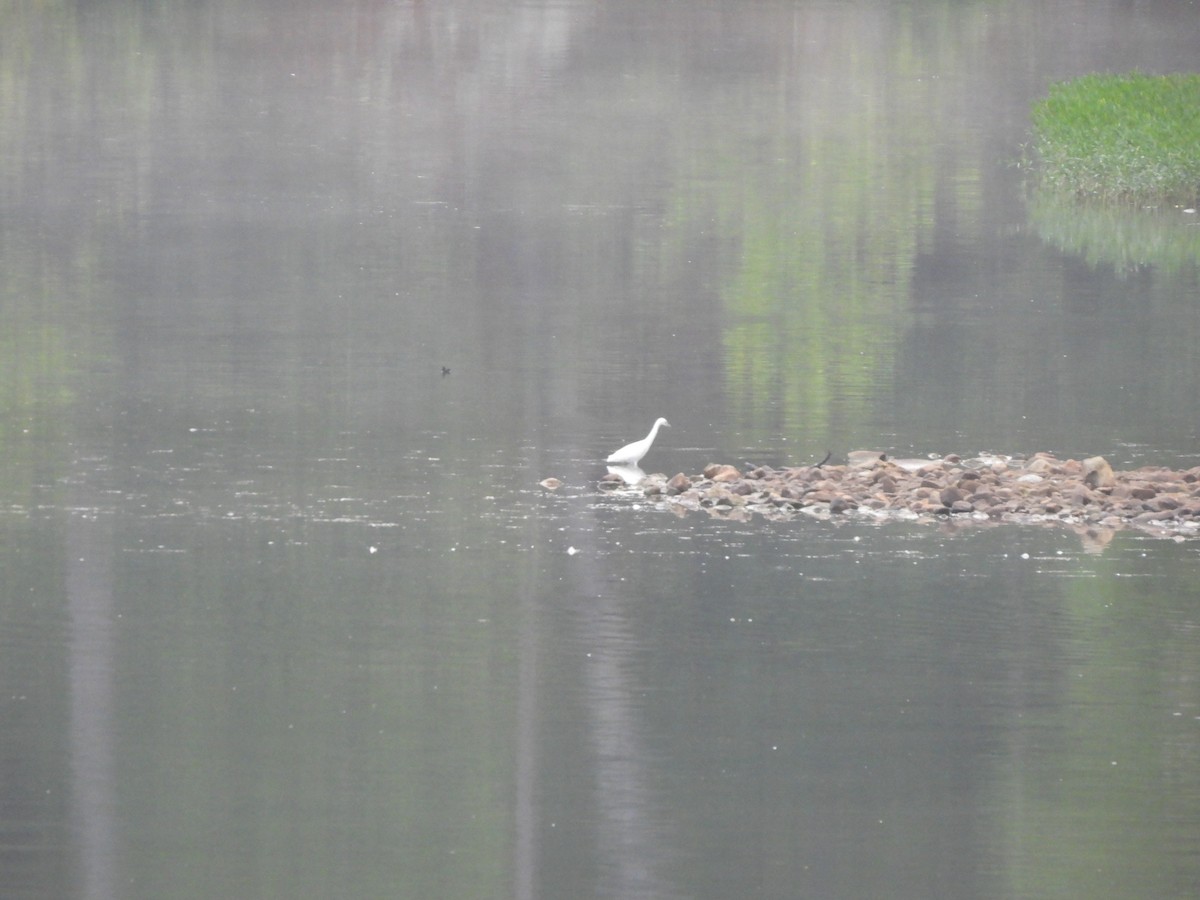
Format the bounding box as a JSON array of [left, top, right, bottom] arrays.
[[939, 487, 965, 507], [1024, 456, 1058, 474], [1065, 484, 1096, 507], [784, 467, 818, 481], [709, 465, 742, 483], [1082, 456, 1115, 489], [847, 450, 886, 468], [1132, 510, 1173, 525], [639, 453, 1200, 539], [1133, 467, 1180, 484], [665, 473, 692, 495], [870, 466, 897, 484], [701, 486, 743, 508]]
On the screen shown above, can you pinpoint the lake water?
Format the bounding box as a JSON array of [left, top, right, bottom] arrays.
[[3, 2, 1200, 898]]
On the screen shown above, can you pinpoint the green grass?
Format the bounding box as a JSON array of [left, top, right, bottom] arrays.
[[1030, 72, 1200, 205]]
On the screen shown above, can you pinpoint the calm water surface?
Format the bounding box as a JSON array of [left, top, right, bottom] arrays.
[[3, 2, 1200, 899]]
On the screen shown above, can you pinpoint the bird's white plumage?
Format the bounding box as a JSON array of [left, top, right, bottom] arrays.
[[606, 417, 670, 466]]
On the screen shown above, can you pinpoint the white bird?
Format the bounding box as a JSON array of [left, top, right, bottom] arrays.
[[606, 417, 670, 466]]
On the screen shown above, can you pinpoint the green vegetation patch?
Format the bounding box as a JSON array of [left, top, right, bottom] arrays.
[[1031, 72, 1200, 205]]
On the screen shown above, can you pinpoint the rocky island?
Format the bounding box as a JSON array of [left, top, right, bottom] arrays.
[[601, 452, 1200, 542]]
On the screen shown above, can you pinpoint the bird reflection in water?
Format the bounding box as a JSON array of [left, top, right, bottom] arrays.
[[606, 464, 646, 485]]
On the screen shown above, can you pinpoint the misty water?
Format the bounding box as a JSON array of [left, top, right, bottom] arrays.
[[3, 2, 1200, 899]]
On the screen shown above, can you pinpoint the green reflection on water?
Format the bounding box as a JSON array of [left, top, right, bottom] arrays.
[[654, 13, 972, 451], [1028, 191, 1200, 278]]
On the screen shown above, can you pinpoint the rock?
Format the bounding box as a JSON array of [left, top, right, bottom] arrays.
[[1132, 510, 1172, 526], [701, 486, 743, 508], [847, 450, 887, 468], [784, 466, 819, 482], [1082, 456, 1115, 489], [602, 451, 1200, 540], [1065, 484, 1096, 507], [706, 464, 742, 483], [939, 486, 965, 507], [1134, 467, 1181, 484], [870, 466, 897, 484], [829, 496, 857, 514], [1024, 456, 1058, 474], [665, 473, 692, 495]]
